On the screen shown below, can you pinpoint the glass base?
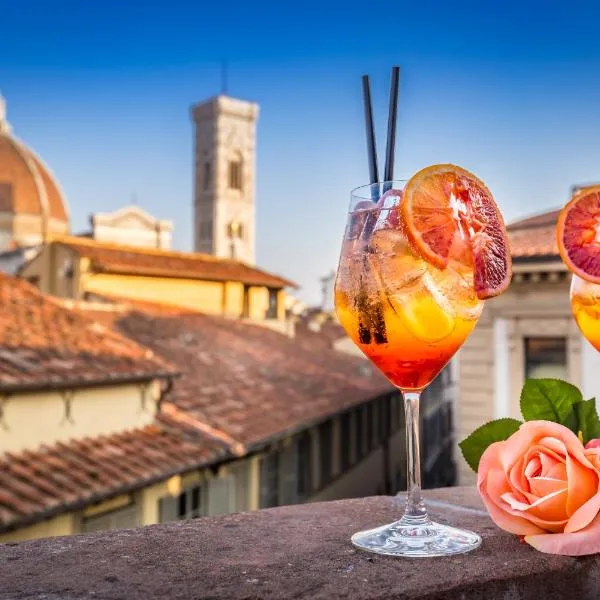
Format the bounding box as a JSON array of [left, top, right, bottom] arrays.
[[351, 519, 482, 558]]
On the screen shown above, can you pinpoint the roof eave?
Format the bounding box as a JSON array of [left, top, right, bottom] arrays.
[[0, 370, 180, 395]]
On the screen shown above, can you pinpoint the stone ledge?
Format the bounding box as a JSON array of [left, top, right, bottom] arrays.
[[1, 487, 599, 599]]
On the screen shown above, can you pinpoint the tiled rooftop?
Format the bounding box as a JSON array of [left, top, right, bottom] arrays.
[[507, 208, 561, 259], [54, 237, 296, 288], [81, 298, 392, 449], [293, 311, 347, 352], [0, 420, 226, 532], [0, 275, 175, 391]]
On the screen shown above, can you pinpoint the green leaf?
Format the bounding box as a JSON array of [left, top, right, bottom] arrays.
[[574, 398, 600, 445], [459, 418, 522, 472], [520, 379, 581, 432]]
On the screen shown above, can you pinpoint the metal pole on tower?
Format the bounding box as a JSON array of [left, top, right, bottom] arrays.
[[221, 61, 228, 95]]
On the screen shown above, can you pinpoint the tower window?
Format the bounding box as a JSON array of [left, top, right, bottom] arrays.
[[227, 221, 244, 240], [203, 162, 212, 190], [228, 160, 242, 190]]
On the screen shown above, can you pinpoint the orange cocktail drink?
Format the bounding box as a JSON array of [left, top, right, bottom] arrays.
[[571, 275, 600, 351], [335, 167, 511, 558], [556, 185, 600, 352], [335, 214, 482, 391]]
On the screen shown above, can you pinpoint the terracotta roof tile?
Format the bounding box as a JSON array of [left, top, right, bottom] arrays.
[[507, 209, 561, 259], [0, 423, 226, 532], [98, 301, 393, 448], [0, 275, 176, 391], [54, 237, 296, 288]]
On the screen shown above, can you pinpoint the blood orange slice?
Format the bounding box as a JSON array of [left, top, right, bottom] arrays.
[[556, 186, 600, 284], [402, 164, 512, 300]]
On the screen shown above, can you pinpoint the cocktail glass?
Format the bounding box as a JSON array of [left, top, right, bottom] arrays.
[[334, 181, 483, 557], [570, 274, 600, 351]]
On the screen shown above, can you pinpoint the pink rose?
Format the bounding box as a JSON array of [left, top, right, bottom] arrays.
[[477, 420, 600, 555]]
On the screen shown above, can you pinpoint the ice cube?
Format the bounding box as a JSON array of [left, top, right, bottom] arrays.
[[424, 261, 483, 321], [368, 228, 427, 292]]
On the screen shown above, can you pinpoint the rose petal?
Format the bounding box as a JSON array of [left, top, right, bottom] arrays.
[[538, 433, 595, 470], [529, 477, 567, 498], [565, 491, 600, 533], [585, 449, 600, 472], [525, 512, 600, 555], [501, 488, 568, 527], [565, 451, 598, 516], [538, 449, 567, 481], [478, 444, 544, 536], [525, 455, 541, 478]]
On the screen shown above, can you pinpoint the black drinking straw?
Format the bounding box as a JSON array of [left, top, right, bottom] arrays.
[[361, 75, 380, 202], [383, 66, 400, 193]]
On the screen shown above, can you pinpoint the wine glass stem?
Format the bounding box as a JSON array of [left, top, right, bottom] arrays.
[[401, 391, 429, 525]]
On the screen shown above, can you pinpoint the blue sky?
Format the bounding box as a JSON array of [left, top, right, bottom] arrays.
[[2, 1, 600, 303]]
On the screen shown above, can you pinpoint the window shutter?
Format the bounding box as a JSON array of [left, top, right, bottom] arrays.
[[207, 476, 234, 516], [159, 496, 179, 523], [279, 442, 298, 506]]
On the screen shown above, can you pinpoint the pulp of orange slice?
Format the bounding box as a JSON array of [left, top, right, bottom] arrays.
[[401, 164, 512, 300], [556, 186, 600, 284]]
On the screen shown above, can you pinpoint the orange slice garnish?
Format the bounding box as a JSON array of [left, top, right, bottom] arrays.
[[556, 186, 600, 284], [401, 164, 511, 300]]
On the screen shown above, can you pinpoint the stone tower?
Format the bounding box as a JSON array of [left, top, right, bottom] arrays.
[[191, 95, 259, 265]]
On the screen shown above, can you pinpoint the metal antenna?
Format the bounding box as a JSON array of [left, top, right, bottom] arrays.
[[221, 60, 228, 95]]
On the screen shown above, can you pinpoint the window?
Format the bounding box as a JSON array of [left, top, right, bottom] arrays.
[[266, 289, 279, 319], [259, 453, 279, 508], [365, 403, 374, 452], [203, 161, 211, 190], [297, 432, 313, 498], [228, 160, 242, 190], [355, 407, 364, 461], [372, 400, 380, 447], [340, 411, 352, 471], [524, 337, 568, 380], [159, 485, 205, 522], [319, 421, 333, 486], [227, 221, 244, 240]]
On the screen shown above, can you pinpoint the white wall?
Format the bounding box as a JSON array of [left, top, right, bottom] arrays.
[[493, 317, 510, 418]]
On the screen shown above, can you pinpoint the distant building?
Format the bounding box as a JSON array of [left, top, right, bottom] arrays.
[[455, 206, 600, 484], [192, 95, 258, 264], [84, 205, 173, 249], [0, 94, 69, 250], [19, 236, 294, 330]]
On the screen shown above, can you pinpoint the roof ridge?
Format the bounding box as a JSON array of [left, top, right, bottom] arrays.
[[508, 207, 562, 230], [53, 235, 230, 263]]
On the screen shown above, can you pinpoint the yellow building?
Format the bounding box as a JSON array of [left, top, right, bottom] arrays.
[[19, 236, 293, 326]]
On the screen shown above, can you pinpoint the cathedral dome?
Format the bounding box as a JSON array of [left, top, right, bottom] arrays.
[[0, 94, 69, 249]]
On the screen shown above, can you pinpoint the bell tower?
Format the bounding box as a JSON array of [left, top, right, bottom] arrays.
[[191, 95, 259, 265]]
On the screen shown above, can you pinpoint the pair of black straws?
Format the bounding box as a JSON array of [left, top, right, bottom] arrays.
[[362, 66, 400, 200]]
